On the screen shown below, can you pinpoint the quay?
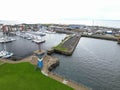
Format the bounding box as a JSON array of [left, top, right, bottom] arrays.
[[81, 34, 118, 41], [33, 50, 89, 90], [53, 34, 81, 55], [0, 50, 89, 90]]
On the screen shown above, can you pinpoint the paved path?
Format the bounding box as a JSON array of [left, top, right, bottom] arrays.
[[0, 54, 89, 90]]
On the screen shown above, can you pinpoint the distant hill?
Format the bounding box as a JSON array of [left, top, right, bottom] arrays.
[[0, 20, 21, 25]]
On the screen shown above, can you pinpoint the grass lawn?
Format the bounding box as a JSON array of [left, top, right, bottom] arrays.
[[0, 60, 2, 64], [0, 62, 73, 90], [54, 45, 67, 52], [0, 60, 4, 65]]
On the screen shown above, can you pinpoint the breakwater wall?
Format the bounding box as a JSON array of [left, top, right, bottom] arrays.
[[55, 29, 74, 34], [81, 34, 117, 41], [53, 34, 81, 55], [41, 54, 89, 90], [45, 56, 59, 71]]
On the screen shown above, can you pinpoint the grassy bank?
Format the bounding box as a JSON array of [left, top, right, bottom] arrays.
[[54, 44, 68, 52], [0, 60, 2, 64], [53, 35, 70, 52], [0, 60, 4, 65], [0, 62, 73, 90], [53, 34, 81, 55]]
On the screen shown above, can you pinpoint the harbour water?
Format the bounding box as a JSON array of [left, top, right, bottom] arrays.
[[0, 33, 67, 59], [0, 33, 120, 90], [53, 37, 120, 90]]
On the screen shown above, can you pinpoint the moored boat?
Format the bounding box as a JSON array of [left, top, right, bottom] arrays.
[[0, 37, 16, 43], [0, 50, 13, 58], [32, 36, 45, 43], [0, 50, 7, 57], [32, 39, 45, 43], [45, 30, 56, 34], [31, 31, 46, 36], [0, 36, 14, 58], [2, 52, 13, 58]]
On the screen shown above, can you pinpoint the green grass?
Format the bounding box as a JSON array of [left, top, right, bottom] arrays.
[[54, 45, 67, 52], [53, 35, 73, 52], [114, 36, 120, 38], [0, 60, 3, 65], [0, 60, 2, 64], [0, 62, 73, 90]]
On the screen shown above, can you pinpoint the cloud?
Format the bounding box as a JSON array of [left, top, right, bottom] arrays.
[[0, 0, 120, 23]]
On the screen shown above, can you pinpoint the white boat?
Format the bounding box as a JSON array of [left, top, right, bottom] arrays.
[[2, 52, 13, 58], [0, 37, 14, 58], [32, 37, 45, 43], [31, 31, 46, 36], [33, 39, 45, 43], [0, 50, 13, 58], [45, 30, 56, 34], [0, 50, 7, 57], [27, 37, 32, 40], [0, 37, 16, 43]]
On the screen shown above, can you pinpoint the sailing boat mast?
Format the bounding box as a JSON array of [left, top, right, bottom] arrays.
[[3, 25, 7, 51]]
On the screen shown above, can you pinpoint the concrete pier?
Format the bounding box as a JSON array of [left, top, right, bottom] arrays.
[[47, 48, 55, 55], [54, 34, 81, 55]]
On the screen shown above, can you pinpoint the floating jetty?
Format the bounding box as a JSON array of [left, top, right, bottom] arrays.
[[53, 34, 81, 55]]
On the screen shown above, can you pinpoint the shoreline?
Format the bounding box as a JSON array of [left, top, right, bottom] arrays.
[[50, 34, 81, 56], [42, 55, 89, 90], [81, 34, 118, 41], [0, 53, 89, 90]]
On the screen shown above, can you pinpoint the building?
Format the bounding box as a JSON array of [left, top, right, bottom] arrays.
[[106, 30, 113, 34]]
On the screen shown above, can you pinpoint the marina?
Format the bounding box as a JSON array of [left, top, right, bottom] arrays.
[[0, 37, 16, 43], [0, 32, 66, 59], [1, 0, 120, 90], [0, 31, 120, 90]]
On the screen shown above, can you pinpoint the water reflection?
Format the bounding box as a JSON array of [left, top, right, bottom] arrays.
[[53, 37, 120, 90]]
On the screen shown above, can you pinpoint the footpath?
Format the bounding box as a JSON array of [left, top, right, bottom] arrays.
[[0, 54, 89, 90]]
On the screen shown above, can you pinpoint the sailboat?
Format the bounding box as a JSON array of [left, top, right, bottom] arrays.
[[0, 25, 16, 43], [32, 36, 45, 44], [0, 35, 13, 58], [0, 37, 16, 43], [0, 43, 13, 58], [0, 50, 7, 57], [2, 52, 13, 58]]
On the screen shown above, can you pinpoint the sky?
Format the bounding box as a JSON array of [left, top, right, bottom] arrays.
[[0, 0, 120, 24]]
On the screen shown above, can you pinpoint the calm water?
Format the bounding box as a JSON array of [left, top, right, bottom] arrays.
[[0, 33, 66, 59], [53, 37, 120, 90], [0, 33, 120, 90]]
